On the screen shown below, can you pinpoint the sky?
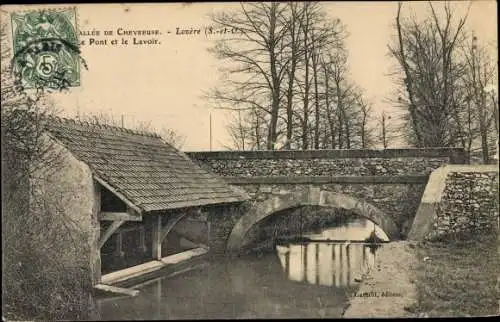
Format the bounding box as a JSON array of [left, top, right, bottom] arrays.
[[3, 1, 497, 151]]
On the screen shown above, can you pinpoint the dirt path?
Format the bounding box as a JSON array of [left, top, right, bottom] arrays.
[[342, 241, 418, 318]]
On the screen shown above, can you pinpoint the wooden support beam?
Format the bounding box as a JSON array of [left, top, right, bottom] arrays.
[[99, 220, 125, 249], [160, 212, 190, 242], [152, 215, 162, 260], [94, 176, 142, 215], [94, 284, 139, 297], [151, 211, 195, 260], [99, 211, 142, 221]]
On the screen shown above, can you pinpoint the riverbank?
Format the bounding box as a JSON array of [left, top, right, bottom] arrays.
[[411, 232, 499, 317], [342, 232, 500, 318], [342, 241, 418, 318]]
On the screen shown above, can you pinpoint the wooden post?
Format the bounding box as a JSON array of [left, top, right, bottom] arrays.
[[116, 232, 124, 258], [152, 215, 162, 260], [139, 226, 147, 253], [206, 221, 211, 249]]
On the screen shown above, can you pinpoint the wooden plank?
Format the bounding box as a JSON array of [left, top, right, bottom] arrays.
[[99, 220, 125, 249], [101, 248, 210, 287], [160, 247, 209, 265], [94, 283, 139, 297], [101, 260, 165, 285], [99, 211, 142, 221]]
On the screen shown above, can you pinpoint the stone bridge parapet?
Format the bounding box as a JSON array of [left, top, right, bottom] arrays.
[[187, 148, 467, 179], [187, 148, 467, 254]]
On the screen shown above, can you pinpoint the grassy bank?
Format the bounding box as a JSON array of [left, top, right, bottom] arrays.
[[412, 231, 499, 317]]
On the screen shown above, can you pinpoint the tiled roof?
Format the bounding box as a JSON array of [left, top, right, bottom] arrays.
[[45, 117, 248, 213]]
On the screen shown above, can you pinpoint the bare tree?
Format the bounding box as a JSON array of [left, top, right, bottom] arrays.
[[76, 110, 186, 149], [291, 2, 346, 150], [325, 49, 356, 149], [460, 33, 498, 163], [388, 2, 470, 148], [226, 110, 252, 150], [206, 2, 291, 150], [379, 111, 393, 149], [357, 94, 376, 149], [207, 2, 354, 151], [280, 2, 305, 149], [2, 15, 92, 320]]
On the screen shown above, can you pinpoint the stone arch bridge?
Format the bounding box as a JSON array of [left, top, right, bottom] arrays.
[[187, 148, 466, 255]]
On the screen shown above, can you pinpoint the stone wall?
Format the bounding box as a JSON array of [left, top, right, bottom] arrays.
[[205, 203, 250, 255], [189, 149, 468, 253], [428, 169, 499, 240], [187, 148, 466, 178], [28, 134, 98, 318], [242, 183, 424, 238], [30, 135, 98, 276], [408, 165, 499, 241]]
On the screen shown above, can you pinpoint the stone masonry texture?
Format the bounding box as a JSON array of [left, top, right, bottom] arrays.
[[188, 149, 466, 247], [239, 183, 424, 239], [190, 157, 452, 177], [428, 171, 499, 240]]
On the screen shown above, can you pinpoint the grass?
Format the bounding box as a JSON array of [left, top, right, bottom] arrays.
[[412, 231, 499, 317]]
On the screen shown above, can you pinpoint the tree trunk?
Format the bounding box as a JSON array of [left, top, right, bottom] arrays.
[[266, 4, 281, 150], [302, 43, 310, 150], [395, 2, 423, 147], [312, 44, 321, 149], [323, 63, 336, 149]]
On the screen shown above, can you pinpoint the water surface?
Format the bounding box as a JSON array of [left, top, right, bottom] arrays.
[[97, 218, 384, 319]]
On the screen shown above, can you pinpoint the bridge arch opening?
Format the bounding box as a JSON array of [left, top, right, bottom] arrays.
[[241, 206, 389, 250], [226, 188, 399, 255]]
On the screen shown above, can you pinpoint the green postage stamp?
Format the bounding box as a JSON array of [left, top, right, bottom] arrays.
[[11, 8, 81, 90]]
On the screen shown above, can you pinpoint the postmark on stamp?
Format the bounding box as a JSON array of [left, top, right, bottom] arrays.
[[10, 7, 85, 91]]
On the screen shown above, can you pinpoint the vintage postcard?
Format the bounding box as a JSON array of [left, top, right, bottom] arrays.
[[1, 2, 498, 320]]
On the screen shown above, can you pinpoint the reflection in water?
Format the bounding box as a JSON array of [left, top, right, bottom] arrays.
[[277, 242, 376, 288], [97, 253, 349, 319], [305, 217, 389, 241], [275, 217, 383, 288], [97, 217, 384, 319]]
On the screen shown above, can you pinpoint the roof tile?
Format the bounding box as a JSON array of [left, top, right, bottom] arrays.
[[45, 117, 248, 213]]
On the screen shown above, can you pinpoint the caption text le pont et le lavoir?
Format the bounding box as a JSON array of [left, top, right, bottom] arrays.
[[79, 26, 243, 46]]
